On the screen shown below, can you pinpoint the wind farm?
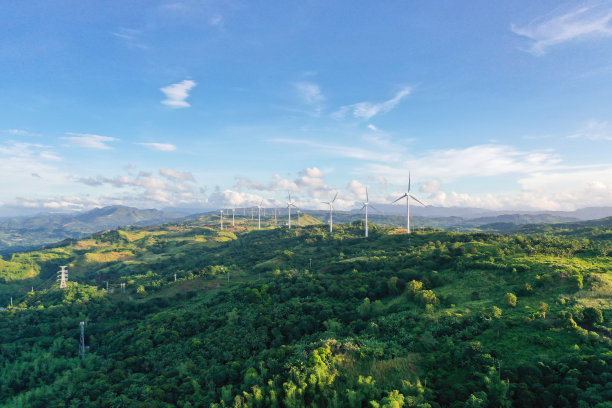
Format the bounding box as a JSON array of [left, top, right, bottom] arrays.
[[4, 1, 612, 407]]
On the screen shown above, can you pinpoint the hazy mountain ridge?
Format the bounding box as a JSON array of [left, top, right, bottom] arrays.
[[0, 205, 184, 252], [2, 204, 612, 254]]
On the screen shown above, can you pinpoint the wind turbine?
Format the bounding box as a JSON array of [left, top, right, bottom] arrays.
[[286, 193, 297, 228], [257, 200, 264, 229], [361, 186, 378, 238], [322, 192, 338, 233], [231, 208, 236, 227], [220, 209, 224, 231], [391, 173, 426, 234]]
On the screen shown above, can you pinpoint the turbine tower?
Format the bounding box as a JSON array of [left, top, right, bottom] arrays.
[[274, 207, 278, 225], [286, 192, 297, 228], [220, 209, 224, 230], [391, 172, 426, 234], [257, 200, 264, 229], [231, 208, 236, 227], [321, 192, 338, 233]]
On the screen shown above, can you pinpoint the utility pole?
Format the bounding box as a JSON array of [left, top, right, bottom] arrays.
[[57, 266, 68, 289], [10, 297, 13, 307], [309, 258, 312, 269], [79, 321, 85, 359], [174, 273, 177, 282]]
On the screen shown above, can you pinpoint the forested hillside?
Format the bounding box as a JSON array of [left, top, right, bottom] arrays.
[[0, 215, 611, 407]]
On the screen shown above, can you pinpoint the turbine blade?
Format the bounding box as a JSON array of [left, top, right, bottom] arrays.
[[332, 192, 338, 203], [409, 194, 425, 206], [408, 171, 411, 193], [392, 193, 408, 204], [369, 204, 380, 213]]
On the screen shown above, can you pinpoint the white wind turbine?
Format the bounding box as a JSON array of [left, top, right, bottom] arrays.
[[257, 200, 264, 229], [220, 209, 224, 231], [321, 192, 338, 233], [361, 186, 378, 238], [286, 192, 297, 228], [392, 173, 426, 234], [231, 208, 236, 227]]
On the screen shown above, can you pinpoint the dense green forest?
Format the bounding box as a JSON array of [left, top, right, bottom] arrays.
[[0, 214, 611, 407]]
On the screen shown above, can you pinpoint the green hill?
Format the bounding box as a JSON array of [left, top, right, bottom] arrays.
[[0, 219, 611, 407]]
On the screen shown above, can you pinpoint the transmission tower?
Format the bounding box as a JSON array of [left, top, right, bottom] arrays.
[[79, 321, 85, 358], [57, 266, 68, 289]]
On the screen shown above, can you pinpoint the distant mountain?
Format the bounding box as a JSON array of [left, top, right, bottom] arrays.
[[0, 205, 184, 253], [357, 203, 612, 221]]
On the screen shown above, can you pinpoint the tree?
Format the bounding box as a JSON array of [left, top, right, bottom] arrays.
[[504, 293, 517, 308], [136, 285, 147, 298], [582, 307, 603, 326], [538, 302, 550, 319]]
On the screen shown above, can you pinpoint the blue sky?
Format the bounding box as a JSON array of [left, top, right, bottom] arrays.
[[2, 1, 612, 215]]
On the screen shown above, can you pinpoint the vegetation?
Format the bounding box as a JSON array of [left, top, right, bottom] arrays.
[[0, 214, 611, 407]]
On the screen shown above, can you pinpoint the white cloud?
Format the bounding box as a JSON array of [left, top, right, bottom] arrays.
[[160, 79, 197, 108], [159, 168, 195, 182], [232, 167, 358, 210], [512, 5, 612, 55], [62, 133, 117, 149], [75, 167, 198, 204], [334, 87, 411, 120], [366, 144, 562, 184], [294, 82, 325, 105], [136, 142, 178, 151], [419, 179, 441, 194], [569, 119, 612, 140]]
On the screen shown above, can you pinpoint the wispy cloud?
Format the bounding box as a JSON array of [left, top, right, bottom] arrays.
[[512, 4, 612, 55], [159, 168, 194, 182], [333, 87, 411, 120], [367, 144, 562, 183], [113, 28, 148, 49], [294, 81, 325, 105], [62, 133, 117, 149], [569, 119, 612, 140], [209, 13, 223, 27], [160, 79, 197, 108], [4, 129, 38, 136], [268, 133, 406, 162], [136, 142, 178, 151]]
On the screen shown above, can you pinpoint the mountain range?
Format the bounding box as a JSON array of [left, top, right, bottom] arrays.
[[0, 205, 184, 253], [2, 204, 612, 254]]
